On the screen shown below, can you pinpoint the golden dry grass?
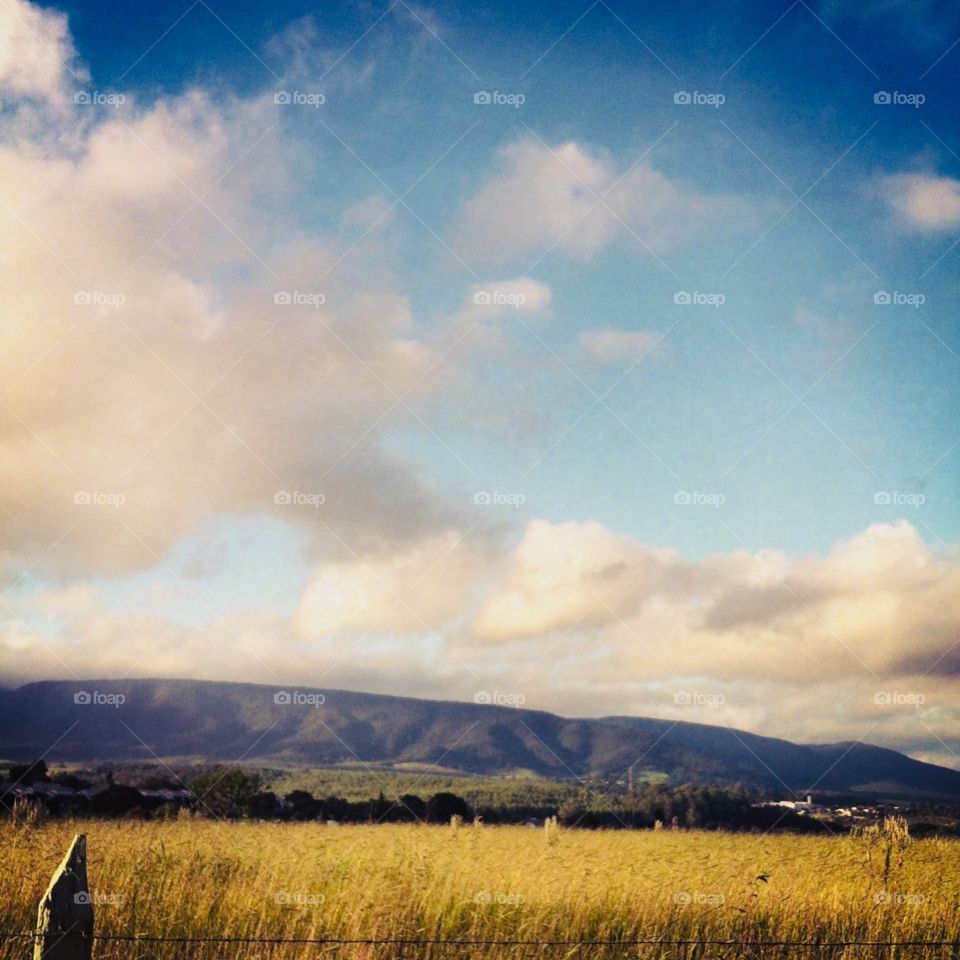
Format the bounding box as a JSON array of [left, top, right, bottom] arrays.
[[3, 818, 959, 960]]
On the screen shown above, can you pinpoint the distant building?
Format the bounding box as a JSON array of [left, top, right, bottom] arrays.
[[755, 794, 828, 815], [140, 788, 194, 802]]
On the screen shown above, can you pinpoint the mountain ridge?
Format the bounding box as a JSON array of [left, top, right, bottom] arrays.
[[2, 678, 957, 800]]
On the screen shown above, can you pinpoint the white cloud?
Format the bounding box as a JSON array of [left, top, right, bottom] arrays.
[[0, 29, 459, 579], [0, 0, 83, 109], [464, 518, 960, 699], [879, 173, 960, 231], [296, 531, 483, 635], [471, 520, 681, 641], [453, 139, 741, 266]]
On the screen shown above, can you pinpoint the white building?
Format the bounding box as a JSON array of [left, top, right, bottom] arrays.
[[758, 794, 828, 815]]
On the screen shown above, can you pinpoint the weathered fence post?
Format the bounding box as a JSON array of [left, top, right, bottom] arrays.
[[33, 834, 93, 960]]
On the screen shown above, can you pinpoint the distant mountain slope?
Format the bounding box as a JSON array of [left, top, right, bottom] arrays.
[[2, 678, 959, 799]]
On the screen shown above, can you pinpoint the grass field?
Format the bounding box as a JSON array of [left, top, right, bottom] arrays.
[[3, 818, 959, 959]]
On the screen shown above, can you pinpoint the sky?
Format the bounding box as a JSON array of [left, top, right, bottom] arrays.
[[1, 0, 959, 769]]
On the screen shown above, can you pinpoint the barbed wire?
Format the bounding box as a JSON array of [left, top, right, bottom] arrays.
[[5, 933, 960, 947]]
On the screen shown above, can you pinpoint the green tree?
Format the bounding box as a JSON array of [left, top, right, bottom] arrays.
[[426, 792, 471, 823], [189, 768, 263, 819]]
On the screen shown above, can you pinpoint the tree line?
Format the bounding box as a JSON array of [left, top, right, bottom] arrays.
[[0, 762, 807, 829], [6, 761, 960, 833]]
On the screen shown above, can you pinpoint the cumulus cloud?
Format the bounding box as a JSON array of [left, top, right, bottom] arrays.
[[437, 276, 553, 369], [463, 519, 960, 755], [0, 36, 462, 579], [0, 600, 298, 688], [0, 0, 82, 109], [879, 173, 960, 231], [471, 520, 681, 641], [0, 4, 556, 612], [453, 139, 742, 266], [471, 519, 960, 686], [296, 530, 484, 635]]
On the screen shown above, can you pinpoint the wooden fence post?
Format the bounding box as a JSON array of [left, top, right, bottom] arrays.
[[34, 834, 93, 960]]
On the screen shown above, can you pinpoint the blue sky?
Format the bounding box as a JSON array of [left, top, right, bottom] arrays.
[[43, 0, 959, 558], [2, 0, 959, 761]]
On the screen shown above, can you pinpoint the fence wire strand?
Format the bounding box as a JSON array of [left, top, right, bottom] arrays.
[[5, 933, 960, 947]]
